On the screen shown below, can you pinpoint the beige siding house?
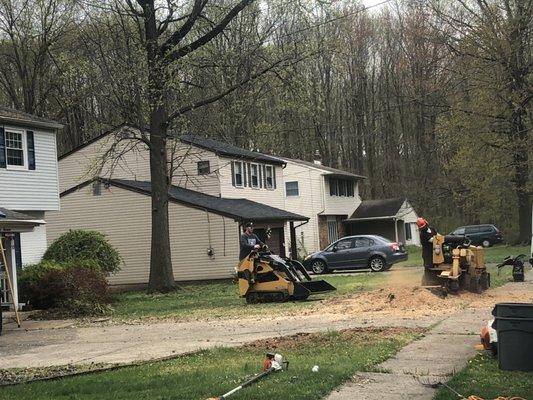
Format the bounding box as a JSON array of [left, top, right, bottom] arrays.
[[51, 128, 306, 285], [280, 157, 366, 256]]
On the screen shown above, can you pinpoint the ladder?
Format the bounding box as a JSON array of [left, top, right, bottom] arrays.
[[0, 235, 21, 328]]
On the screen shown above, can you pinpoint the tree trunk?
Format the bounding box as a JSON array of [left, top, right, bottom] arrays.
[[144, 0, 175, 292], [148, 108, 175, 292]]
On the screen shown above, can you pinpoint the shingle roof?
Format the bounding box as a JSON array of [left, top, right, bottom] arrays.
[[0, 207, 36, 221], [348, 198, 406, 220], [101, 179, 308, 222], [0, 108, 63, 130], [281, 157, 366, 179], [180, 134, 285, 165]]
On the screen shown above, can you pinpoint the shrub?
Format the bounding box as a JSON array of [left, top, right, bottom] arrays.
[[44, 230, 121, 274], [19, 260, 110, 316]]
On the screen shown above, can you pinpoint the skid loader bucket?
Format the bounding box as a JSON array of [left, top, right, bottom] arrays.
[[292, 280, 336, 300]]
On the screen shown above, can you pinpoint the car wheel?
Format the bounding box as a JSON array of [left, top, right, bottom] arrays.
[[311, 260, 328, 274], [482, 239, 491, 247], [369, 256, 385, 272]]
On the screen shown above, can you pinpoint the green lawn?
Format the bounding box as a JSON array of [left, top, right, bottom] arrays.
[[0, 328, 422, 400], [434, 353, 533, 400], [110, 245, 526, 322], [111, 272, 388, 321]]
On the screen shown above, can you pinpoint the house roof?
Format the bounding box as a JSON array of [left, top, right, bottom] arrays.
[[0, 108, 63, 130], [280, 157, 366, 179], [63, 179, 308, 222], [0, 207, 44, 231], [59, 125, 286, 166], [347, 198, 406, 220], [180, 135, 285, 165]]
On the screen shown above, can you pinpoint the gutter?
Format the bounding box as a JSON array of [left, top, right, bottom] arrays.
[[344, 215, 396, 222]]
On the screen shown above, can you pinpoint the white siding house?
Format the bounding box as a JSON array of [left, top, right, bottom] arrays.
[[280, 157, 366, 256], [0, 108, 62, 308]]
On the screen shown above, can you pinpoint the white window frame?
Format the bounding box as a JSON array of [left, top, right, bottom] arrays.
[[233, 161, 244, 187], [4, 128, 27, 170], [265, 165, 274, 189], [250, 163, 259, 189], [285, 181, 299, 197]]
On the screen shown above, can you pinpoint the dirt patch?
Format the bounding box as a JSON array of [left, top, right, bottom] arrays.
[[242, 327, 425, 351], [0, 363, 110, 385], [308, 285, 533, 319]]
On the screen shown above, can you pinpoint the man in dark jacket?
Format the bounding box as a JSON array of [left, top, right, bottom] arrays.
[[417, 217, 437, 268], [239, 222, 264, 260]]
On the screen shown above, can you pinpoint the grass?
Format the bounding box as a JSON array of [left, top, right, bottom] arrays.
[[434, 353, 533, 400], [110, 244, 527, 322], [111, 272, 388, 321], [0, 328, 422, 400]]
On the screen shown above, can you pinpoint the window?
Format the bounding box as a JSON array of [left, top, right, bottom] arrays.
[[327, 217, 338, 243], [265, 165, 274, 189], [250, 163, 259, 188], [92, 181, 101, 196], [197, 160, 210, 175], [285, 181, 299, 196], [232, 161, 243, 187], [329, 178, 355, 197], [5, 130, 25, 168], [465, 226, 481, 234], [335, 238, 353, 251], [405, 223, 412, 241], [354, 237, 374, 247], [454, 227, 465, 235]]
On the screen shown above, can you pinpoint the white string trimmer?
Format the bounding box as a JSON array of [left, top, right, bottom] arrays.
[[207, 353, 288, 400]]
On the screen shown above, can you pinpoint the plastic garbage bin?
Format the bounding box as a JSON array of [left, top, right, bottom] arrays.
[[492, 317, 533, 371], [492, 303, 533, 319]]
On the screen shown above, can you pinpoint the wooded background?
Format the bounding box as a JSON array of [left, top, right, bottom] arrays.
[[1, 0, 531, 243]]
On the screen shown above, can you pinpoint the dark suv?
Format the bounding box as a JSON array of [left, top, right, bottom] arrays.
[[450, 224, 502, 247]]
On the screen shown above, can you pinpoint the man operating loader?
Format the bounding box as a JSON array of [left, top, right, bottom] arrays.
[[239, 222, 264, 260], [417, 217, 437, 268]]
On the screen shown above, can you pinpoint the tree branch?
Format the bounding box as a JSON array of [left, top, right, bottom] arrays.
[[159, 0, 208, 54], [164, 0, 254, 63]]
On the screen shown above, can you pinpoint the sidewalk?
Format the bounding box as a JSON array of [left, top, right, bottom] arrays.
[[325, 275, 533, 400]]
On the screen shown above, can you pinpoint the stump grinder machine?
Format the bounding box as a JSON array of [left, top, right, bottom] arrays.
[[422, 234, 490, 294], [237, 247, 336, 303]]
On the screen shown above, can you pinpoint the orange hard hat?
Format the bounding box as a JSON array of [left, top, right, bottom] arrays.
[[416, 217, 428, 229]]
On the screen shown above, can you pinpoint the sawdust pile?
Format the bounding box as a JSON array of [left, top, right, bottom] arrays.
[[317, 285, 533, 319]]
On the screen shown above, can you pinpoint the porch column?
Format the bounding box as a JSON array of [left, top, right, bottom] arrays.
[[290, 221, 297, 259], [9, 237, 19, 310], [393, 218, 399, 243]]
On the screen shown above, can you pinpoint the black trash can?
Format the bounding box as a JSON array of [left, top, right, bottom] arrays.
[[492, 316, 533, 371], [492, 303, 533, 319]]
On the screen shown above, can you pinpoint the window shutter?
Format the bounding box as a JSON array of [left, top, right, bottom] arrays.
[[0, 127, 5, 168], [27, 130, 35, 170], [272, 166, 277, 188], [247, 163, 252, 187], [262, 165, 266, 187], [230, 161, 235, 186], [259, 164, 263, 188], [242, 162, 247, 187]]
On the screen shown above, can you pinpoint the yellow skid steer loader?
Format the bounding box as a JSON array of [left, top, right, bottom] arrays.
[[237, 247, 336, 303]]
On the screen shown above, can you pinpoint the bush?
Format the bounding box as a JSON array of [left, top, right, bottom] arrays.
[[19, 260, 110, 316], [44, 230, 121, 274]]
